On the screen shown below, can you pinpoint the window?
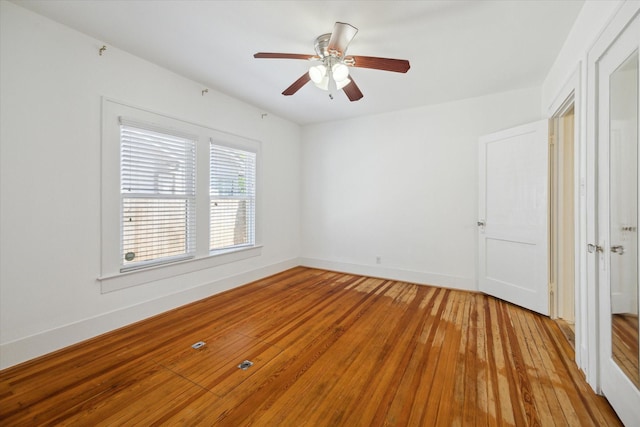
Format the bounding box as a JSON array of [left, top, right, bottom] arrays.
[[120, 120, 196, 271], [100, 99, 261, 292], [210, 144, 256, 252]]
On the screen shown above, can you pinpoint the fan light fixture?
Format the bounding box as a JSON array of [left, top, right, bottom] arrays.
[[308, 61, 350, 92], [254, 22, 410, 102]]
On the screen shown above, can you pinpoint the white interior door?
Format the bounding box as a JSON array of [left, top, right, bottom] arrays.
[[596, 11, 640, 425], [478, 120, 549, 316]]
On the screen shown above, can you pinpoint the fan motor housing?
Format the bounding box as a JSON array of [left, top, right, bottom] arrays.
[[314, 33, 332, 58]]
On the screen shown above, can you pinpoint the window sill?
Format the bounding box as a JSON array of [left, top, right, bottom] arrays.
[[98, 245, 263, 293]]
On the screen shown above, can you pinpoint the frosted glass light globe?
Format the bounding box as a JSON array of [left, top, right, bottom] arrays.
[[332, 63, 350, 82], [309, 65, 327, 83]]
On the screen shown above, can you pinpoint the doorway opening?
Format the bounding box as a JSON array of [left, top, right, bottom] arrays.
[[550, 100, 576, 348]]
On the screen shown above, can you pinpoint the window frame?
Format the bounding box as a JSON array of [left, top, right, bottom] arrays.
[[99, 98, 262, 293]]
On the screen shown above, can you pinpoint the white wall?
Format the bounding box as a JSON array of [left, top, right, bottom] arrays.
[[300, 87, 541, 291], [542, 0, 623, 111], [0, 2, 301, 369]]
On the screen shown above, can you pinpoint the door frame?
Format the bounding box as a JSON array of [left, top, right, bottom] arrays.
[[548, 76, 581, 359], [585, 0, 640, 405]]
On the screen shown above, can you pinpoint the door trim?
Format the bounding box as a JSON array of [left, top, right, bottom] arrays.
[[547, 68, 583, 370], [549, 99, 576, 318]]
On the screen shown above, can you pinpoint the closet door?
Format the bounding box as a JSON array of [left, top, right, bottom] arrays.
[[596, 11, 640, 425]]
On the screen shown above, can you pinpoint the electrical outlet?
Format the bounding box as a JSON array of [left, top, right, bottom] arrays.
[[376, 256, 381, 264]]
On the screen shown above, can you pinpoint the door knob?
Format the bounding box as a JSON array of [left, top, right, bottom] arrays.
[[477, 220, 485, 227], [611, 245, 625, 255], [587, 243, 603, 253]]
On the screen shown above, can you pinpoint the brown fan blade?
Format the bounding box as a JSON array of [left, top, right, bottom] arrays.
[[327, 22, 358, 57], [254, 52, 319, 60], [343, 78, 363, 102], [282, 73, 311, 96], [346, 55, 410, 73]]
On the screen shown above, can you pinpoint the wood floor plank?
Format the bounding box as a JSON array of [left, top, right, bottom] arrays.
[[340, 285, 443, 427], [451, 289, 473, 427], [375, 287, 449, 425], [0, 267, 623, 426], [474, 295, 491, 427], [59, 365, 214, 426], [510, 306, 566, 426], [487, 296, 518, 426], [499, 300, 540, 425], [431, 290, 467, 426], [539, 315, 622, 427], [460, 295, 482, 426], [253, 281, 410, 426]]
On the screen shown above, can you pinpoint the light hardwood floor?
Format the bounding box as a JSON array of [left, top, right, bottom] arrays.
[[0, 267, 622, 426]]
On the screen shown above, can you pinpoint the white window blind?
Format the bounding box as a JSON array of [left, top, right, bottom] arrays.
[[120, 120, 196, 271], [210, 143, 256, 252]]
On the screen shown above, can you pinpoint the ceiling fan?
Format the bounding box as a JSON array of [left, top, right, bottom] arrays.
[[254, 22, 410, 101]]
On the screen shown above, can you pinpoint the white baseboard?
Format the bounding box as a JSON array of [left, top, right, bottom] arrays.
[[0, 258, 300, 370], [299, 257, 476, 292]]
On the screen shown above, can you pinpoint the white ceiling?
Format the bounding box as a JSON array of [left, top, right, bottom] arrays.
[[13, 0, 584, 125]]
